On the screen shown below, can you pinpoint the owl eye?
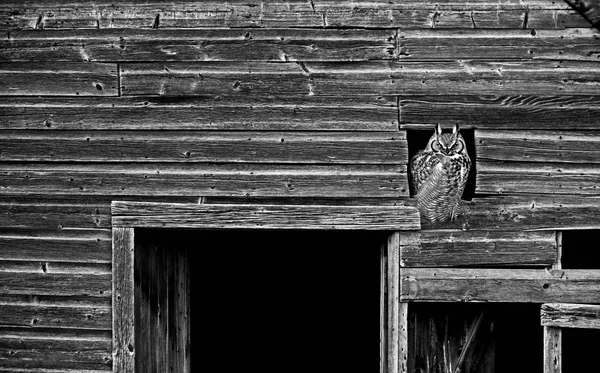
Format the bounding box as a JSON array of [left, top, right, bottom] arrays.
[[431, 140, 442, 152], [451, 141, 464, 152]]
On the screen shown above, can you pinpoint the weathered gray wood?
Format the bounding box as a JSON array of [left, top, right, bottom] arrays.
[[0, 0, 574, 30], [113, 227, 135, 373], [400, 95, 600, 130], [476, 162, 600, 196], [544, 326, 562, 373], [399, 230, 557, 267], [0, 163, 408, 198], [0, 303, 111, 330], [0, 63, 118, 96], [565, 0, 600, 28], [422, 195, 600, 231], [0, 96, 398, 131], [541, 303, 600, 329], [203, 196, 413, 206], [476, 130, 600, 163], [0, 235, 111, 263], [528, 8, 592, 28], [400, 268, 600, 303], [3, 29, 396, 62], [387, 232, 400, 373], [0, 270, 111, 297], [121, 61, 600, 97], [380, 245, 387, 373], [400, 29, 600, 61], [112, 202, 421, 230], [0, 131, 407, 164], [0, 201, 110, 229]]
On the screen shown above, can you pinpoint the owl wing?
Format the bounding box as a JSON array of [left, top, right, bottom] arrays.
[[410, 150, 441, 196]]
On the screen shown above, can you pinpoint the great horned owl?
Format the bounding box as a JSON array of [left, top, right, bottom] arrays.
[[410, 124, 471, 223]]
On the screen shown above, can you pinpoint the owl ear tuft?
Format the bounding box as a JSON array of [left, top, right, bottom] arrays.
[[436, 124, 443, 135], [452, 124, 459, 134]]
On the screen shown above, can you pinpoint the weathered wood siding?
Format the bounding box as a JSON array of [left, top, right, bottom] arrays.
[[1, 0, 599, 371]]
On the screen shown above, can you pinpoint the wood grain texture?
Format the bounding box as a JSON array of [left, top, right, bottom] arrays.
[[0, 131, 407, 164], [400, 268, 600, 303], [0, 63, 118, 96], [0, 235, 111, 263], [476, 162, 600, 196], [565, 0, 600, 27], [112, 202, 421, 230], [0, 201, 110, 230], [3, 29, 396, 62], [477, 130, 600, 164], [112, 227, 135, 373], [0, 163, 408, 198], [0, 0, 574, 29], [541, 303, 600, 329], [543, 326, 562, 373], [387, 233, 400, 373], [121, 61, 600, 97], [0, 270, 111, 297], [422, 195, 600, 231], [400, 95, 600, 130], [399, 230, 557, 267], [400, 29, 600, 61], [0, 96, 398, 131]]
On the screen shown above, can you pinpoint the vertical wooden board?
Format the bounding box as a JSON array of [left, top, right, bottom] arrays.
[[0, 63, 118, 96], [113, 227, 135, 373], [381, 245, 387, 373], [387, 232, 400, 373], [544, 326, 562, 373]]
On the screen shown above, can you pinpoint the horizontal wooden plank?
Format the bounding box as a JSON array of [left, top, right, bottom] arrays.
[[421, 195, 600, 231], [203, 196, 414, 206], [476, 130, 600, 163], [0, 349, 111, 371], [400, 268, 600, 303], [3, 29, 396, 62], [0, 63, 118, 96], [400, 95, 600, 130], [0, 1, 573, 29], [0, 303, 111, 330], [0, 96, 398, 131], [0, 271, 111, 297], [121, 61, 600, 96], [399, 230, 556, 267], [476, 162, 600, 196], [564, 0, 600, 28], [0, 236, 111, 263], [0, 163, 408, 198], [0, 261, 111, 275], [0, 131, 407, 164], [400, 29, 600, 61], [541, 303, 600, 329], [0, 202, 110, 230], [111, 201, 421, 230]]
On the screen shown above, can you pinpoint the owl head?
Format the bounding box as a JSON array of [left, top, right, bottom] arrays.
[[425, 124, 468, 157]]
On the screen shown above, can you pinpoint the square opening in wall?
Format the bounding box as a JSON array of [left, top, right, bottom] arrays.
[[562, 328, 600, 371], [561, 230, 600, 269], [133, 229, 387, 372]]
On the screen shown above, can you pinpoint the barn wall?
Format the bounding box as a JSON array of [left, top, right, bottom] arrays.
[[1, 0, 599, 371]]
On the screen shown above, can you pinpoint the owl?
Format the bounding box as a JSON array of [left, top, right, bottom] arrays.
[[410, 124, 471, 223]]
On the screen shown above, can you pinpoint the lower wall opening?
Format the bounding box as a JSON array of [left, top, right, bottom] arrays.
[[134, 229, 387, 372]]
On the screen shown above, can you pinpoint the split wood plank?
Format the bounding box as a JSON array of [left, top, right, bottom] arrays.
[[476, 130, 600, 163], [0, 303, 111, 330], [421, 195, 600, 231], [541, 303, 600, 329], [112, 227, 135, 373], [0, 271, 111, 297], [120, 61, 600, 97], [0, 131, 407, 165], [0, 201, 111, 230], [111, 201, 421, 230], [0, 163, 409, 198], [400, 268, 600, 303], [0, 63, 118, 96], [2, 29, 396, 62], [399, 230, 557, 267], [0, 96, 398, 131], [0, 1, 574, 30], [543, 326, 562, 373], [476, 162, 600, 196], [399, 29, 600, 61], [0, 236, 111, 263], [400, 95, 600, 130]]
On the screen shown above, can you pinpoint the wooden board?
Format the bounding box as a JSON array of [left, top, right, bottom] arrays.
[[3, 29, 396, 62], [541, 303, 600, 329], [476, 130, 600, 163], [0, 96, 398, 131], [111, 201, 421, 230], [399, 230, 557, 267], [0, 63, 118, 96], [0, 131, 407, 164], [0, 163, 409, 198], [400, 268, 600, 303], [476, 162, 600, 196], [0, 235, 111, 263], [0, 0, 576, 30], [121, 61, 600, 97], [400, 95, 600, 130], [0, 301, 111, 330], [400, 29, 600, 61], [0, 269, 111, 297], [0, 201, 111, 230]]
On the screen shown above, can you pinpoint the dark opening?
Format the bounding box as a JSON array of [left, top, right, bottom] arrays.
[[406, 127, 476, 200], [562, 328, 600, 371], [409, 303, 542, 373], [561, 230, 600, 269], [135, 229, 386, 372]]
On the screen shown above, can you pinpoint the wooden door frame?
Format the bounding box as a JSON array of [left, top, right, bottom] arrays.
[[111, 201, 420, 373]]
